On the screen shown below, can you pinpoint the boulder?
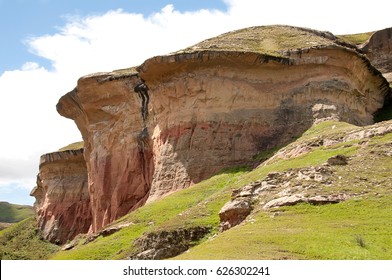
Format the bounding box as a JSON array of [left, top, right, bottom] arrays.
[[219, 198, 252, 231], [131, 227, 211, 260], [307, 194, 350, 205], [262, 195, 306, 210], [327, 154, 348, 165]]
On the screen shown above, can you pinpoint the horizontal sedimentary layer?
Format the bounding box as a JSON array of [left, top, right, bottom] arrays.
[[39, 148, 84, 167]]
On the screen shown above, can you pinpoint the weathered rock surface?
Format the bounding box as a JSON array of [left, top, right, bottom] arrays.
[[219, 198, 253, 231], [307, 194, 350, 205], [42, 25, 391, 237], [344, 122, 392, 142], [57, 73, 153, 232], [262, 194, 306, 210], [219, 165, 352, 230], [360, 27, 392, 83], [262, 193, 351, 209], [30, 149, 91, 244], [131, 227, 211, 260]]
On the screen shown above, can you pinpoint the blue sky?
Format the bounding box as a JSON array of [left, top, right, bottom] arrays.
[[0, 0, 391, 205], [0, 0, 227, 72]]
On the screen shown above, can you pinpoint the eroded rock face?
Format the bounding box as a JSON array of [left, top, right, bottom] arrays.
[[361, 27, 392, 82], [57, 73, 154, 232], [53, 26, 390, 234], [30, 149, 91, 244]]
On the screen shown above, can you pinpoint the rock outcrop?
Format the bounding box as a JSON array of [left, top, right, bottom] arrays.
[[219, 198, 253, 231], [131, 227, 211, 260], [360, 27, 392, 82], [30, 149, 91, 244], [36, 25, 391, 239], [219, 165, 351, 230]]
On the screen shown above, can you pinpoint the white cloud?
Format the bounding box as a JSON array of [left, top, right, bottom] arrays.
[[224, 0, 392, 34], [1, 1, 391, 204], [0, 158, 37, 190], [27, 6, 230, 76]]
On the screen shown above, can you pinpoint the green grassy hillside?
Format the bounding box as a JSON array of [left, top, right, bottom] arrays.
[[338, 31, 374, 45], [0, 217, 59, 259], [175, 197, 392, 260], [0, 202, 34, 223], [174, 120, 392, 260]]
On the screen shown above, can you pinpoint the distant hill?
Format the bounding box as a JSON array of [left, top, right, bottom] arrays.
[[0, 202, 34, 224]]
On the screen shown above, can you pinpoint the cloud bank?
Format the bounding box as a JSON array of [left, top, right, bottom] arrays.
[[0, 0, 391, 204]]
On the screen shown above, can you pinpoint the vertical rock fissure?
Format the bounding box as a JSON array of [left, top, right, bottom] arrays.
[[134, 81, 150, 123], [137, 127, 150, 188], [134, 80, 152, 194]]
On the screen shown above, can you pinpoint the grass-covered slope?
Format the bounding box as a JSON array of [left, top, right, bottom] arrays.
[[0, 202, 34, 223], [0, 217, 59, 259], [174, 120, 392, 260], [48, 118, 392, 260], [338, 31, 374, 45], [175, 196, 392, 260]]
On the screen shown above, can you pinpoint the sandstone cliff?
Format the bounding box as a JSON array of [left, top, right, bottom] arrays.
[[360, 27, 392, 83], [30, 149, 91, 244], [37, 25, 391, 239]]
